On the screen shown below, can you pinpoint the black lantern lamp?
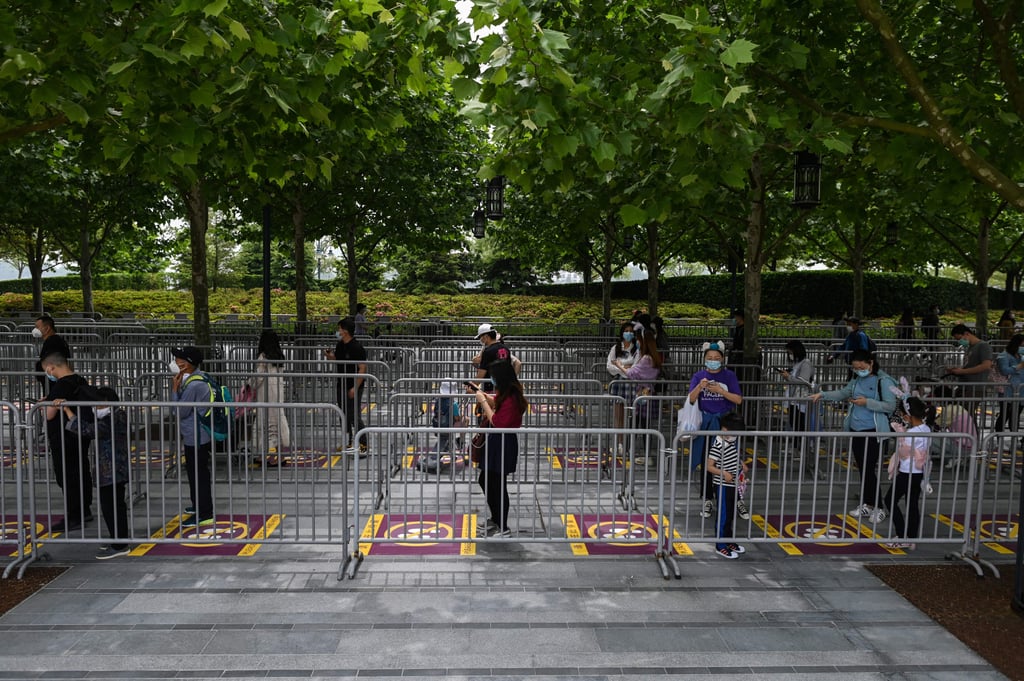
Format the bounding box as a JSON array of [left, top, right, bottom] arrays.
[[472, 208, 487, 239], [792, 151, 822, 209], [623, 232, 634, 249], [485, 176, 506, 219], [886, 221, 898, 246]]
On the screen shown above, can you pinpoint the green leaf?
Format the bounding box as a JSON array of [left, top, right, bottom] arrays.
[[619, 204, 647, 227], [822, 137, 853, 154], [351, 31, 369, 51], [443, 57, 464, 79], [539, 29, 570, 56], [228, 20, 250, 41], [658, 14, 694, 31], [678, 174, 698, 188], [720, 38, 757, 68], [451, 76, 478, 101], [202, 0, 228, 17], [189, 81, 216, 108], [180, 32, 208, 59], [62, 101, 89, 125], [723, 85, 751, 106], [690, 70, 718, 105], [107, 59, 137, 75]]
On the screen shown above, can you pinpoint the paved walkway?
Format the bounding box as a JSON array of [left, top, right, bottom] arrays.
[[0, 540, 1009, 681]]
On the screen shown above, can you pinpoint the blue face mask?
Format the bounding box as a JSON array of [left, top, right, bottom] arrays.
[[706, 360, 722, 371], [46, 372, 57, 382], [622, 332, 634, 342], [956, 338, 969, 348], [855, 368, 871, 378]]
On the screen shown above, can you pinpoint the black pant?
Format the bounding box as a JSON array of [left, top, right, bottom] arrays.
[[339, 384, 365, 446], [850, 430, 881, 508], [99, 482, 130, 549], [50, 436, 93, 523], [884, 472, 924, 538], [995, 399, 1023, 432], [183, 442, 213, 520], [479, 470, 510, 531]]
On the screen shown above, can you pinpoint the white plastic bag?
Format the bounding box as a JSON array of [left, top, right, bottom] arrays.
[[676, 398, 702, 440]]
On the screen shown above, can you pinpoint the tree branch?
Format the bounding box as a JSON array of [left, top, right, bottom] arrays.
[[973, 0, 1024, 120], [0, 115, 69, 145]]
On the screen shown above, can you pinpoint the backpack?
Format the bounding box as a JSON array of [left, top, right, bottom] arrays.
[[184, 373, 234, 442], [861, 331, 877, 354]]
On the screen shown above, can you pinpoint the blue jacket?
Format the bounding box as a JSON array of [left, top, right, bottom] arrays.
[[66, 408, 130, 487], [172, 372, 213, 447], [820, 370, 898, 440]]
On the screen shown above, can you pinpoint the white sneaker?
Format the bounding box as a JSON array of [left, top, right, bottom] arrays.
[[869, 507, 888, 524], [736, 499, 750, 520], [848, 503, 872, 518], [701, 499, 714, 518]]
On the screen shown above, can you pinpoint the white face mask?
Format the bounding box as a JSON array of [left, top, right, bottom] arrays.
[[31, 327, 43, 339], [169, 360, 181, 375], [95, 407, 111, 419]]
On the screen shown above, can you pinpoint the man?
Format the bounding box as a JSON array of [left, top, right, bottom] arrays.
[[354, 303, 368, 336], [472, 323, 519, 384], [42, 353, 94, 534], [947, 324, 993, 402], [170, 346, 215, 528], [727, 309, 746, 367], [326, 317, 367, 453], [33, 315, 72, 392], [829, 316, 873, 364]]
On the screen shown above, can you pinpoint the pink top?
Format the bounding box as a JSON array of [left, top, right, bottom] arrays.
[[490, 395, 524, 428]]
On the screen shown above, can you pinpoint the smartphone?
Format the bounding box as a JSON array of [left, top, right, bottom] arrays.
[[463, 381, 480, 391]]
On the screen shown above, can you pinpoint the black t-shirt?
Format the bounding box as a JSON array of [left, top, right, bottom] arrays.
[[45, 373, 91, 438], [479, 341, 511, 378], [334, 337, 368, 386]]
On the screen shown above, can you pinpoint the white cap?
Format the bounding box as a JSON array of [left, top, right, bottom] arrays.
[[440, 381, 457, 395], [475, 323, 496, 339]]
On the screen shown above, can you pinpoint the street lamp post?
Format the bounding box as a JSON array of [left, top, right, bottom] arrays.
[[469, 176, 505, 239], [792, 151, 822, 209]]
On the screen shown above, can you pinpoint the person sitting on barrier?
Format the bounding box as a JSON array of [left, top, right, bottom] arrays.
[[471, 360, 527, 538], [928, 383, 976, 469], [621, 319, 664, 465], [882, 396, 930, 550], [254, 329, 291, 455], [170, 346, 215, 528], [687, 341, 743, 520], [42, 352, 95, 534], [58, 386, 132, 560], [606, 319, 641, 455], [705, 412, 749, 560], [810, 349, 898, 524]]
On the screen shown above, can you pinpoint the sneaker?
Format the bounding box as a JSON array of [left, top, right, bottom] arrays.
[[727, 543, 746, 555], [477, 519, 498, 535], [715, 546, 739, 559], [700, 499, 714, 518], [184, 506, 196, 515], [736, 499, 750, 520], [884, 541, 916, 550], [868, 507, 888, 524], [95, 546, 131, 560], [488, 526, 513, 538], [848, 503, 872, 518], [49, 519, 81, 533], [180, 516, 215, 529]]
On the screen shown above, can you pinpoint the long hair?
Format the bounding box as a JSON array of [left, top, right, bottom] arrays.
[[258, 330, 285, 362], [490, 360, 528, 414], [1007, 333, 1024, 357], [635, 325, 663, 368]]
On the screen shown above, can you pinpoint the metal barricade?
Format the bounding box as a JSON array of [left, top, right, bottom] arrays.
[[967, 432, 1021, 566], [1, 401, 27, 577], [12, 400, 358, 579], [346, 425, 678, 578]]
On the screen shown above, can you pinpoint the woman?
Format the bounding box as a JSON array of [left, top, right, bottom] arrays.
[[651, 315, 672, 379], [995, 333, 1024, 437], [998, 309, 1016, 341], [618, 323, 663, 464], [780, 340, 815, 432], [606, 320, 641, 452], [686, 341, 743, 518], [810, 349, 898, 523], [252, 330, 291, 454], [473, 360, 528, 538], [895, 307, 916, 342]]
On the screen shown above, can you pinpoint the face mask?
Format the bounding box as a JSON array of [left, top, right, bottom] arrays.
[[622, 332, 634, 342], [855, 368, 871, 378], [31, 327, 43, 339], [45, 372, 57, 382], [96, 407, 111, 419], [705, 360, 722, 371], [335, 331, 342, 340], [169, 360, 181, 375], [957, 339, 969, 348], [845, 325, 854, 334]]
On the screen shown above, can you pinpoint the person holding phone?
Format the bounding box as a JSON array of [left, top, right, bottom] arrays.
[[470, 361, 528, 538]]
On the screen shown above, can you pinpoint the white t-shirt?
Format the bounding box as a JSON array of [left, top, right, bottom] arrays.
[[898, 423, 930, 474]]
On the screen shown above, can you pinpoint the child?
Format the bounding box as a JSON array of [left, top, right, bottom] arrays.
[[705, 412, 749, 559], [418, 381, 463, 473], [883, 396, 931, 550], [60, 386, 132, 560]]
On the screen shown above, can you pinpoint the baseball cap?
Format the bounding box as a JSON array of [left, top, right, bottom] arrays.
[[475, 323, 496, 339], [171, 346, 204, 367]]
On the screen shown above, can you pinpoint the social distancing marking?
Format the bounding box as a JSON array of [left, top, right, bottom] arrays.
[[402, 450, 471, 471], [262, 449, 341, 468], [130, 514, 283, 557], [547, 447, 623, 470], [932, 513, 1018, 555], [358, 513, 476, 556], [751, 514, 905, 556], [561, 513, 692, 557]]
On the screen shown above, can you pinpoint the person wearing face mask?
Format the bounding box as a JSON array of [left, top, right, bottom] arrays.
[[620, 319, 664, 464], [946, 324, 993, 405], [780, 340, 815, 433], [33, 314, 72, 392], [41, 353, 95, 534], [607, 320, 641, 453], [705, 412, 749, 559], [827, 316, 874, 364], [59, 387, 132, 559], [686, 341, 743, 518], [810, 349, 899, 524], [325, 317, 368, 455], [170, 346, 215, 528]]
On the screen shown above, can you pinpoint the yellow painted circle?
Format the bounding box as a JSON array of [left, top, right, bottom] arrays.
[[179, 520, 250, 546]]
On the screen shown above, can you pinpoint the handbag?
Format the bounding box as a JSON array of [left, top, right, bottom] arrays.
[[471, 429, 486, 464], [989, 364, 1008, 395], [676, 397, 701, 440]]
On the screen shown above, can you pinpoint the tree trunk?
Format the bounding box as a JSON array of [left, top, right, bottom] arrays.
[[346, 219, 358, 315], [852, 261, 865, 319], [645, 222, 659, 317], [183, 181, 211, 348], [744, 155, 766, 362], [30, 226, 45, 313], [600, 217, 614, 322], [78, 222, 94, 315], [292, 200, 308, 323], [975, 214, 991, 332]]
